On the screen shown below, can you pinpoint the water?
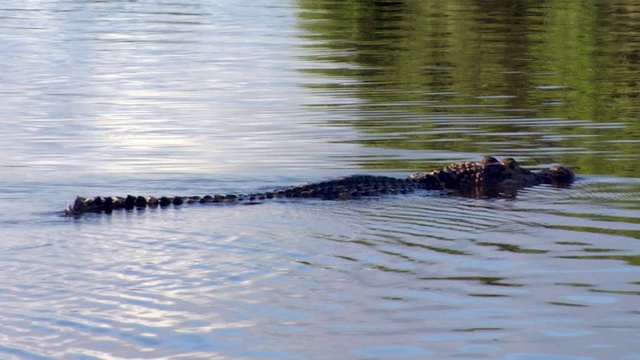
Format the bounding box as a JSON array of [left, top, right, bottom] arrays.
[[1, 1, 640, 359]]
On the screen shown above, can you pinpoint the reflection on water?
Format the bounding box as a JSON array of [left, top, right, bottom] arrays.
[[0, 0, 361, 182], [1, 0, 640, 359], [297, 0, 640, 176], [5, 187, 640, 359]]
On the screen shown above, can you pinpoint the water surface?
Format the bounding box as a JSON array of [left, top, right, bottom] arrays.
[[1, 1, 640, 359]]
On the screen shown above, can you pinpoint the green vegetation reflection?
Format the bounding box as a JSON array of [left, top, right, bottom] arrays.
[[421, 276, 523, 287], [297, 0, 640, 176], [556, 254, 640, 266]]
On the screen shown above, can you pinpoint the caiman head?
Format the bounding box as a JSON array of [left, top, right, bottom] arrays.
[[484, 157, 575, 187], [537, 164, 576, 186]]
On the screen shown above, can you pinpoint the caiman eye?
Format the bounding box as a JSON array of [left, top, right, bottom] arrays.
[[482, 156, 499, 164], [501, 157, 517, 170]]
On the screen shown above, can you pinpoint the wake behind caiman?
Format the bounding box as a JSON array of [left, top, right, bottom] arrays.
[[65, 156, 575, 216]]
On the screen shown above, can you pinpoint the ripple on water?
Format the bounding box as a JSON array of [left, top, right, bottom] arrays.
[[2, 0, 640, 358], [2, 179, 640, 358]]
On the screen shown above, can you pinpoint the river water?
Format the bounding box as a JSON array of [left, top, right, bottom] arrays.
[[1, 1, 640, 359]]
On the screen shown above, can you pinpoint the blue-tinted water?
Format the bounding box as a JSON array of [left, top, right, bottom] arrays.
[[1, 1, 640, 359]]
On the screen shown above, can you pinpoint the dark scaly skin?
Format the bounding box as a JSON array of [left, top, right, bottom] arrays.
[[407, 156, 575, 198], [65, 156, 575, 216]]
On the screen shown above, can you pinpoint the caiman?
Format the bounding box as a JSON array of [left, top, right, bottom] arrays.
[[65, 156, 575, 216]]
